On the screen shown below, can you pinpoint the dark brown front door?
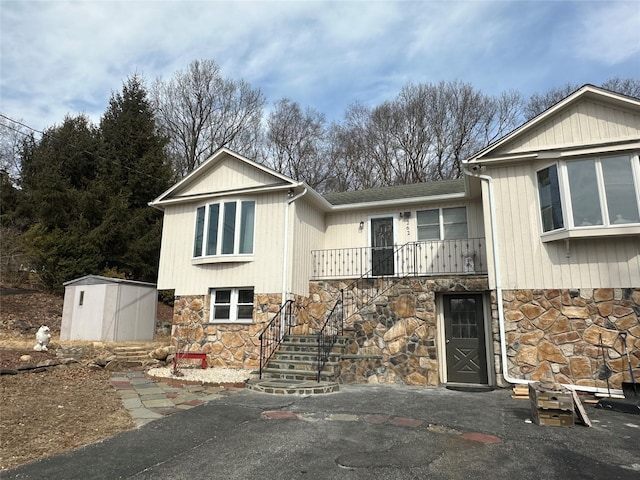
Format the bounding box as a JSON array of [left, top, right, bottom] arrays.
[[371, 217, 394, 276], [444, 294, 488, 384]]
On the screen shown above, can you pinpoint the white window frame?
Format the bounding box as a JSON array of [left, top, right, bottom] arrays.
[[416, 206, 468, 240], [536, 153, 640, 241], [192, 199, 255, 260], [209, 287, 254, 324]]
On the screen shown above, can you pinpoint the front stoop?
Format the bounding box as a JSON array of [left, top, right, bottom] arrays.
[[246, 378, 339, 395], [255, 334, 347, 394]]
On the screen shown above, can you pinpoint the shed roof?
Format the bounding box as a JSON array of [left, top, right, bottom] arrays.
[[63, 275, 157, 288], [322, 178, 466, 206]]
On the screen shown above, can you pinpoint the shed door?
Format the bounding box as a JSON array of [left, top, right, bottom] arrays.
[[444, 294, 488, 384], [371, 217, 394, 276]]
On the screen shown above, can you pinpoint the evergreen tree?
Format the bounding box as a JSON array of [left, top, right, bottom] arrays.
[[18, 76, 172, 292], [19, 115, 104, 290], [96, 74, 173, 281]]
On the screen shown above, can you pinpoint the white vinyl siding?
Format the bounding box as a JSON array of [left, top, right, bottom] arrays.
[[488, 162, 640, 290], [322, 202, 483, 251], [157, 192, 286, 295], [494, 98, 640, 154], [175, 154, 284, 197]]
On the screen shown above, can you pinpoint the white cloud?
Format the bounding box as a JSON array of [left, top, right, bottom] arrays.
[[1, 1, 638, 133], [561, 2, 640, 65]]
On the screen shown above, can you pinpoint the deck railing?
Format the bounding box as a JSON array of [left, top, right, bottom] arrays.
[[311, 238, 487, 279]]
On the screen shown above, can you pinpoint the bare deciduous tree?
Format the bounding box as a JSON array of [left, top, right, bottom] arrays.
[[329, 81, 522, 189], [600, 76, 640, 99], [152, 59, 266, 177], [524, 77, 640, 121], [264, 98, 335, 191], [0, 116, 29, 183], [524, 83, 578, 121], [326, 102, 382, 192]]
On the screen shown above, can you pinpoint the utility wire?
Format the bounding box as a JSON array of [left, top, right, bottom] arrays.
[[0, 112, 169, 182]]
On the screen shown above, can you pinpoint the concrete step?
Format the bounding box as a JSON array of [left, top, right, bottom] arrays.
[[261, 368, 334, 382], [278, 342, 344, 355], [283, 334, 349, 346], [246, 378, 339, 395], [271, 351, 341, 363], [267, 359, 338, 372]]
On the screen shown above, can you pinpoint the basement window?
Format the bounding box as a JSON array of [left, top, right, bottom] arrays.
[[210, 287, 254, 323]]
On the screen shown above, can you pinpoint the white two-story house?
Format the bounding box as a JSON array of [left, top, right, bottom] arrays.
[[151, 85, 639, 392]]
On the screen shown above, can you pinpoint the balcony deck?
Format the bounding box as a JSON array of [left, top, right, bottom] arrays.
[[311, 238, 487, 280]]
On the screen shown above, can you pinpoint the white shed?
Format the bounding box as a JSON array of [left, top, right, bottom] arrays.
[[61, 275, 157, 342]]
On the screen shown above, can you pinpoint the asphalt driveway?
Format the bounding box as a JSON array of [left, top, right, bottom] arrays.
[[5, 385, 640, 479]]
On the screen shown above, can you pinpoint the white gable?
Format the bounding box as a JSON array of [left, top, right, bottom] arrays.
[[151, 148, 297, 207], [173, 153, 288, 198], [495, 97, 640, 155], [467, 86, 640, 164]]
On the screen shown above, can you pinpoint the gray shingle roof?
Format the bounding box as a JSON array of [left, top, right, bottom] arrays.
[[322, 178, 465, 206]]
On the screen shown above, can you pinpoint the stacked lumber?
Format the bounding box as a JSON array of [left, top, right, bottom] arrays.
[[512, 385, 529, 399]]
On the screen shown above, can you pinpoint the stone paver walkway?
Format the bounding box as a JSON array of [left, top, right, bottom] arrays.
[[110, 370, 504, 446], [109, 369, 243, 427]]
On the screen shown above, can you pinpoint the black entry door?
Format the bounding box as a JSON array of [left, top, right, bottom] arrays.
[[444, 294, 488, 384], [371, 217, 394, 276]]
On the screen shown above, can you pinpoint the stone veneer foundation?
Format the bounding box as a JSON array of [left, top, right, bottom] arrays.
[[309, 276, 491, 386], [170, 284, 639, 390], [502, 288, 640, 389], [171, 292, 299, 370]]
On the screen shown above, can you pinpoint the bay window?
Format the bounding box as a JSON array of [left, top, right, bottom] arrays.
[[193, 200, 255, 258], [536, 154, 640, 236]]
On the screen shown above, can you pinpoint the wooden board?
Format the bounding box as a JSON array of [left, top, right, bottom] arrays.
[[571, 389, 592, 427]]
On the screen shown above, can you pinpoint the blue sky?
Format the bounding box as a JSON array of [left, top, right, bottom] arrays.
[[1, 0, 639, 134]]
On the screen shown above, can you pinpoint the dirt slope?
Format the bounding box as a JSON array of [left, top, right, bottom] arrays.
[[0, 290, 172, 471]]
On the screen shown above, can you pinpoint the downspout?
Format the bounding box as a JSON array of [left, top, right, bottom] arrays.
[[462, 164, 619, 394], [281, 185, 307, 308], [462, 165, 525, 386]]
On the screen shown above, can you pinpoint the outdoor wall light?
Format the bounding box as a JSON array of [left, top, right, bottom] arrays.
[[359, 221, 364, 230]]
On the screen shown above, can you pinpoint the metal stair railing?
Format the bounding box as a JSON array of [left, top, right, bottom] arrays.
[[315, 243, 413, 381], [316, 292, 344, 382], [258, 299, 295, 379], [340, 242, 417, 324]]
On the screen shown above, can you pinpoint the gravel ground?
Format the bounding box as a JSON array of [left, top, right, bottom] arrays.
[[146, 366, 257, 384]]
